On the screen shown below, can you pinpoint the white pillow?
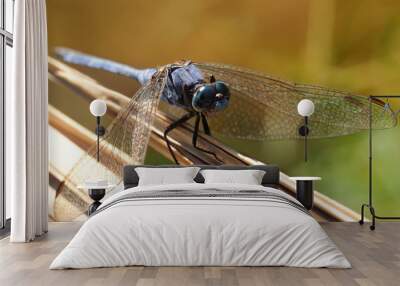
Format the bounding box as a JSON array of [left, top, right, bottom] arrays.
[[200, 169, 265, 185], [135, 167, 200, 186]]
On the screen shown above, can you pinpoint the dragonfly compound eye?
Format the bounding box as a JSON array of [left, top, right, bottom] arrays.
[[215, 81, 230, 97], [192, 83, 230, 112]]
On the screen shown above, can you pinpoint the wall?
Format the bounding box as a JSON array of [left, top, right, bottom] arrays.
[[47, 0, 400, 217]]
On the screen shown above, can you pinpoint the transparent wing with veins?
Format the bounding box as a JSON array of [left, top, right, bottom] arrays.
[[55, 69, 167, 220], [190, 62, 396, 140]]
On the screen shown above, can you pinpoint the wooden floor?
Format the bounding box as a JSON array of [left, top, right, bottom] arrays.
[[0, 222, 399, 286]]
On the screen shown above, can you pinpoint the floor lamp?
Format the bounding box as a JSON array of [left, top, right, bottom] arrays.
[[359, 95, 400, 230], [86, 99, 108, 215]]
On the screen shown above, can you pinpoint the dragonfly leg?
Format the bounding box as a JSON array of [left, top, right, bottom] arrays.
[[201, 113, 211, 135], [193, 114, 222, 163], [164, 112, 196, 164]]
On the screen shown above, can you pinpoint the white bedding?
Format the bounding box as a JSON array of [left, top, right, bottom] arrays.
[[50, 183, 351, 269]]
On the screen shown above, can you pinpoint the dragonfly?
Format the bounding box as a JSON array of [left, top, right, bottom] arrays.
[[57, 49, 232, 164], [54, 48, 396, 219]]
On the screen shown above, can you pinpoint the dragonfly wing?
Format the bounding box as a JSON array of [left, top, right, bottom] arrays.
[[55, 69, 167, 220], [158, 100, 188, 120], [195, 63, 396, 140]]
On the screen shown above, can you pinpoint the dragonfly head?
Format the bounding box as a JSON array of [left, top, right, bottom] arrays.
[[192, 81, 230, 112]]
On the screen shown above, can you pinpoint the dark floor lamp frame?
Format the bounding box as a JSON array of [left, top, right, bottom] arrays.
[[359, 95, 400, 230]]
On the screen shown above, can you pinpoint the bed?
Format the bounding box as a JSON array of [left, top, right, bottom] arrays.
[[50, 165, 351, 269]]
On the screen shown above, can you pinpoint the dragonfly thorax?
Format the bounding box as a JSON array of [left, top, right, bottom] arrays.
[[163, 63, 230, 113]]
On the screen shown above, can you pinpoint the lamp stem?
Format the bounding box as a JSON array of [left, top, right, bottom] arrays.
[[96, 116, 100, 162], [305, 116, 308, 162]]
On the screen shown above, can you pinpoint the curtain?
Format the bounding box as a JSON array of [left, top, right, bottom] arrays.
[[7, 0, 48, 242]]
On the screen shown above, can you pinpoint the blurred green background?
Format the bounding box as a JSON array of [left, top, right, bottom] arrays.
[[47, 0, 400, 216]]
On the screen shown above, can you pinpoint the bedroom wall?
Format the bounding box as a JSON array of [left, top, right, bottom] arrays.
[[47, 0, 400, 219]]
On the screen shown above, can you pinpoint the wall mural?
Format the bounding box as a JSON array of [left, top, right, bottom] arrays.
[[47, 0, 400, 221]]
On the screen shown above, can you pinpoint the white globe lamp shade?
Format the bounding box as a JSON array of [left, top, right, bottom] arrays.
[[90, 99, 107, 117], [297, 99, 315, 117]]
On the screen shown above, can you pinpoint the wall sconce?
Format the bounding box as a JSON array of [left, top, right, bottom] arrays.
[[297, 99, 315, 162], [90, 99, 107, 162]]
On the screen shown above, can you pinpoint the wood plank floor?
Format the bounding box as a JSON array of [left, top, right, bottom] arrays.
[[0, 222, 399, 286]]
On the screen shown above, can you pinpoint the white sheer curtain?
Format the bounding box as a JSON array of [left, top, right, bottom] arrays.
[[7, 0, 48, 242]]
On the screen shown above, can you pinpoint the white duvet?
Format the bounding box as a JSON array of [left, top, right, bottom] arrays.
[[50, 183, 351, 269]]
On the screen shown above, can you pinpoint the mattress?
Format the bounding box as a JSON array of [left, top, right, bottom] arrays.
[[50, 183, 351, 269]]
